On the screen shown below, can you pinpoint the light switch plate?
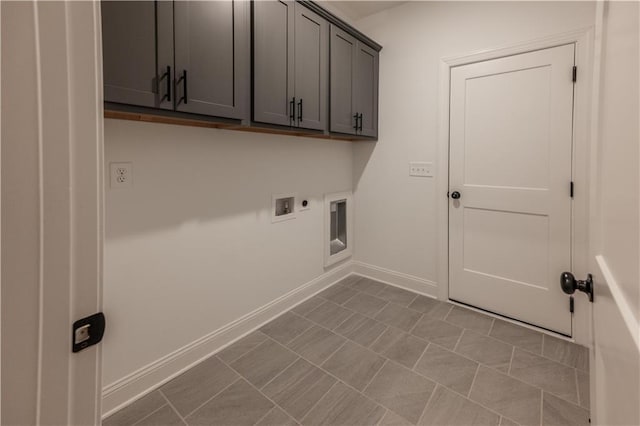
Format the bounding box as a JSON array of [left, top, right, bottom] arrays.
[[409, 162, 433, 177], [110, 162, 133, 188]]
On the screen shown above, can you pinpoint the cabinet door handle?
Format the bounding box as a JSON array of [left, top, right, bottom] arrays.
[[353, 112, 359, 132], [160, 65, 171, 102], [359, 113, 363, 131], [290, 97, 296, 124], [298, 98, 303, 122], [177, 70, 188, 105]]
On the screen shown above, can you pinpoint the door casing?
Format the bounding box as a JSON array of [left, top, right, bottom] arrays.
[[436, 28, 594, 346]]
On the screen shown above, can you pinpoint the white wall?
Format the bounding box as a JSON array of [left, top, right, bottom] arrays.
[[103, 119, 352, 387], [352, 1, 596, 287]]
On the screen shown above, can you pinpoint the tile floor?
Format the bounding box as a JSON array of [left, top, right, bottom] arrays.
[[104, 276, 590, 426]]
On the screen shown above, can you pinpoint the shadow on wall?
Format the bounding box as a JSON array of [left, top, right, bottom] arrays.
[[104, 119, 354, 240]]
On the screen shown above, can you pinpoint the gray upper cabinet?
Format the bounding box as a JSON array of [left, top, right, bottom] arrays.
[[355, 42, 379, 137], [102, 1, 173, 110], [253, 1, 328, 130], [174, 1, 249, 119], [330, 24, 379, 138]]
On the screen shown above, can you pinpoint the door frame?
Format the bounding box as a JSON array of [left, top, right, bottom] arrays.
[[435, 27, 595, 346]]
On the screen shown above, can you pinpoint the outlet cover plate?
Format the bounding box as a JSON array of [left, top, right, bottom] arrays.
[[409, 162, 433, 177], [110, 162, 133, 188]]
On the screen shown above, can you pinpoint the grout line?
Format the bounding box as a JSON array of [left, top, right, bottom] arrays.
[[298, 381, 340, 424], [467, 364, 480, 398], [257, 352, 302, 391], [220, 332, 269, 365], [375, 409, 389, 426], [407, 312, 425, 335], [487, 318, 496, 336], [452, 328, 466, 352], [182, 375, 241, 420], [410, 340, 431, 371], [361, 359, 388, 395], [252, 406, 277, 426], [130, 401, 172, 426], [158, 389, 187, 426], [539, 389, 544, 426], [507, 346, 516, 375], [416, 383, 440, 425]]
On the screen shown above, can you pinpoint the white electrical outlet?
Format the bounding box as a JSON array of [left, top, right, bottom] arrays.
[[110, 162, 133, 188], [409, 162, 433, 177]]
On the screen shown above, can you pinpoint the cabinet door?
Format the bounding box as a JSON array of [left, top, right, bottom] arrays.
[[355, 42, 379, 137], [330, 26, 357, 135], [253, 0, 295, 126], [102, 1, 173, 109], [174, 0, 249, 119], [293, 4, 328, 131]]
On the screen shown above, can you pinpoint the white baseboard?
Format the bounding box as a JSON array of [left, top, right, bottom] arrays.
[[101, 261, 354, 418], [352, 261, 438, 298]]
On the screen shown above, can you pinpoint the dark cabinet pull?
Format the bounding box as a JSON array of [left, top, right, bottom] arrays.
[[298, 98, 303, 122], [290, 97, 296, 124], [358, 113, 363, 131], [353, 112, 359, 132], [177, 70, 188, 105], [160, 65, 171, 102]]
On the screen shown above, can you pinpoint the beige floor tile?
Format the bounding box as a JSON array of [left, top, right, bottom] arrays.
[[230, 339, 299, 388], [262, 359, 336, 421], [489, 320, 543, 355], [414, 344, 479, 395], [135, 405, 184, 426], [317, 284, 359, 304], [455, 330, 513, 371], [576, 369, 590, 409], [336, 275, 364, 288], [376, 286, 419, 306], [510, 348, 578, 404], [334, 312, 388, 347], [103, 391, 166, 426], [375, 303, 423, 332], [343, 292, 388, 316], [260, 312, 313, 345], [407, 296, 451, 320], [185, 379, 273, 426], [291, 297, 326, 317], [349, 277, 389, 295], [379, 410, 414, 426], [543, 335, 589, 372], [256, 407, 298, 426], [446, 306, 495, 335], [364, 361, 436, 424], [160, 356, 238, 416], [542, 392, 590, 426], [305, 300, 354, 329], [499, 417, 519, 426], [419, 386, 500, 426], [301, 382, 386, 426], [321, 341, 386, 391], [412, 317, 463, 350], [218, 331, 268, 363], [287, 325, 346, 364], [370, 327, 428, 369], [469, 366, 541, 426]]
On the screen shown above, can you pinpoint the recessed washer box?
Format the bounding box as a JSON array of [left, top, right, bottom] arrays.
[[272, 193, 297, 223], [324, 191, 353, 267]]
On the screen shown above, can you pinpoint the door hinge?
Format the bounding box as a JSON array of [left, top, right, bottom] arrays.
[[572, 66, 577, 83], [72, 312, 106, 353], [570, 181, 574, 198], [569, 296, 575, 313]]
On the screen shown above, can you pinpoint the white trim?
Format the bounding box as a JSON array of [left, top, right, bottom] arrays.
[[595, 255, 640, 354], [352, 261, 438, 298], [101, 261, 353, 417], [436, 28, 594, 346]]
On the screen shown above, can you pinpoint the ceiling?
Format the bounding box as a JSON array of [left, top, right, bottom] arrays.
[[329, 1, 408, 21]]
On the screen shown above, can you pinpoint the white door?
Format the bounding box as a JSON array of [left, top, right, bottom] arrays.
[[449, 44, 575, 335], [1, 2, 104, 425], [589, 1, 639, 423]]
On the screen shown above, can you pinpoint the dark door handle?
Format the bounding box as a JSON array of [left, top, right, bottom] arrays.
[[560, 272, 594, 302], [353, 112, 359, 132], [160, 65, 171, 102], [298, 98, 303, 122], [450, 191, 461, 199], [358, 113, 363, 131], [176, 70, 187, 105], [290, 97, 296, 124]]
